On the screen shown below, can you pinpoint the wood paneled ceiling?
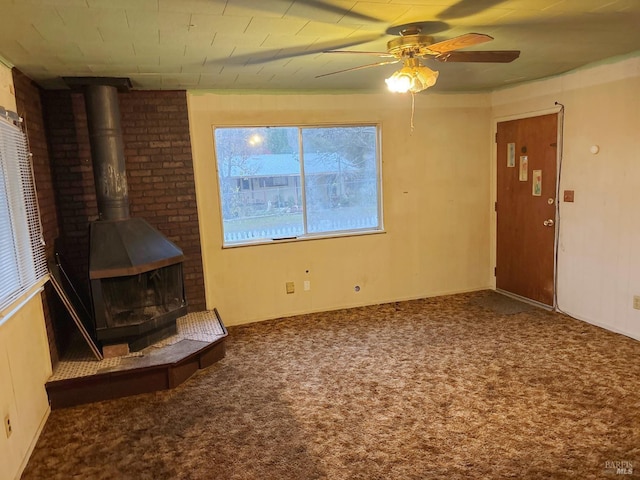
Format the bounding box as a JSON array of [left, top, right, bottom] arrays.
[[0, 0, 639, 92]]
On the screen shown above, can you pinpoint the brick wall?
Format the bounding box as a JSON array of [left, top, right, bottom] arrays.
[[12, 69, 62, 365], [119, 91, 205, 311], [41, 91, 96, 283], [42, 89, 206, 311]]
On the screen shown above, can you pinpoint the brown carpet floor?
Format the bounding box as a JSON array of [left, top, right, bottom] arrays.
[[22, 291, 640, 479]]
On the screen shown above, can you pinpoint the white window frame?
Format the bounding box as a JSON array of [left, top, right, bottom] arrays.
[[213, 123, 384, 247], [0, 109, 47, 323]]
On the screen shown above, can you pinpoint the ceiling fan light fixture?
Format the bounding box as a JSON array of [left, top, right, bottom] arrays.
[[385, 59, 439, 94], [413, 65, 439, 90], [385, 68, 414, 93]]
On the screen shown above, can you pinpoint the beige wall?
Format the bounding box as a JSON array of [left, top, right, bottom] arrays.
[[492, 55, 640, 340], [188, 92, 493, 325], [0, 295, 52, 480], [0, 59, 16, 110], [0, 62, 52, 480]]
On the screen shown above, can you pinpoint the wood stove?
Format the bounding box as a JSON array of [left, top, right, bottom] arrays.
[[70, 78, 187, 351], [89, 218, 187, 351]]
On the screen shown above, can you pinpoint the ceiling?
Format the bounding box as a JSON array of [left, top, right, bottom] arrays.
[[1, 0, 639, 93]]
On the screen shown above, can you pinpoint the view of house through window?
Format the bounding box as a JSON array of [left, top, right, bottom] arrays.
[[213, 125, 381, 245]]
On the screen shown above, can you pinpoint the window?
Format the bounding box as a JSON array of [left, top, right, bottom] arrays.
[[0, 111, 47, 314], [213, 125, 382, 245]]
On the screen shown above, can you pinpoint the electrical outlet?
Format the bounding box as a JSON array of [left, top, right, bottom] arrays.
[[633, 296, 640, 310], [4, 415, 12, 438], [286, 282, 295, 294], [304, 280, 310, 291]]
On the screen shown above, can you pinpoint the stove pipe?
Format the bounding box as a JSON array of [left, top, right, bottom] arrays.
[[84, 84, 130, 221]]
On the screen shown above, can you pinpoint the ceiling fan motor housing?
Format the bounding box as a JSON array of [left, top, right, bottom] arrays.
[[387, 35, 435, 57]]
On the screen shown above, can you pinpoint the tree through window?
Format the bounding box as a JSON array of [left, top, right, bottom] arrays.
[[213, 125, 382, 245]]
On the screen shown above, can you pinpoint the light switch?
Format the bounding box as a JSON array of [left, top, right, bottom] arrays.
[[563, 190, 574, 203]]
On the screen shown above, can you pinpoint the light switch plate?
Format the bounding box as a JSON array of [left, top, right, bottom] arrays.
[[286, 282, 295, 294], [563, 190, 575, 202]]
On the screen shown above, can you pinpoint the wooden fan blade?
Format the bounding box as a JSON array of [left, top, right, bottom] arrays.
[[324, 50, 396, 58], [435, 50, 520, 63], [427, 33, 493, 53], [316, 60, 400, 78]]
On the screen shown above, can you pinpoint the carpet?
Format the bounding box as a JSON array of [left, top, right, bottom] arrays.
[[22, 291, 640, 479], [467, 290, 539, 315]]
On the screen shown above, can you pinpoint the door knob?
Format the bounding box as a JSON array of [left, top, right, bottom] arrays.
[[543, 219, 554, 227]]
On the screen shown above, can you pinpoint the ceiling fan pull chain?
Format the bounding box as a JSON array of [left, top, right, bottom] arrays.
[[410, 92, 416, 133]]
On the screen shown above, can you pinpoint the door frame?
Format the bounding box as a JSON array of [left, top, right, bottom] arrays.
[[490, 106, 564, 307]]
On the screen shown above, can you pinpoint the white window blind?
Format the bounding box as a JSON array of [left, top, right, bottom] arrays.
[[0, 110, 47, 312]]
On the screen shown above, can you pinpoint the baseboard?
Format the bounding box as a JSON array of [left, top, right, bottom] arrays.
[[495, 289, 554, 311], [224, 285, 494, 326], [556, 308, 640, 342], [14, 405, 50, 480]]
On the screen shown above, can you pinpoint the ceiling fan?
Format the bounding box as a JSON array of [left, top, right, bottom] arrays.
[[317, 22, 521, 93]]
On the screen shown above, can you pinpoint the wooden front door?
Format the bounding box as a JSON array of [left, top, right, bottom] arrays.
[[496, 113, 558, 306]]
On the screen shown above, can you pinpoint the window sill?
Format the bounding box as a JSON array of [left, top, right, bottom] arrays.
[[0, 275, 50, 327], [221, 228, 386, 249]]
